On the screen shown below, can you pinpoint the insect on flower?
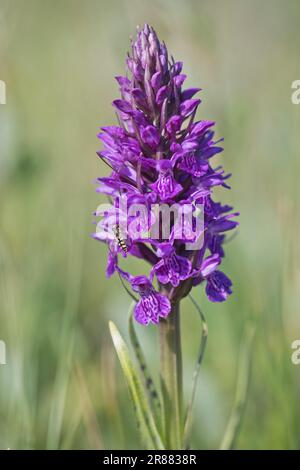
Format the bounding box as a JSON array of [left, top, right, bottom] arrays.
[[113, 224, 128, 255]]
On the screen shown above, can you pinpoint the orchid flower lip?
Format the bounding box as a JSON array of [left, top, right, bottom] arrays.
[[94, 24, 238, 324]]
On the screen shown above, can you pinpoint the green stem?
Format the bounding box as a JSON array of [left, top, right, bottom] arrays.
[[159, 302, 183, 449]]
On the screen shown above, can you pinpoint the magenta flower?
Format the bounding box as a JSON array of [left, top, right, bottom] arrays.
[[94, 24, 238, 325], [131, 275, 171, 325]]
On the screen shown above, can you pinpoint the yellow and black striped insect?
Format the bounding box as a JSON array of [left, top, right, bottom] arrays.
[[113, 224, 128, 254]]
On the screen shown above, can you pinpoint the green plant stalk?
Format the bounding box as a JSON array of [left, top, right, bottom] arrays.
[[159, 302, 183, 449]]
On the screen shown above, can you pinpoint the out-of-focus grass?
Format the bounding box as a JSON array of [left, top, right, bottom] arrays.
[[0, 0, 300, 449]]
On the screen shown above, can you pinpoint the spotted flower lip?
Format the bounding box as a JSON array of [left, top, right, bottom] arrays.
[[149, 162, 182, 201], [150, 243, 192, 287], [118, 271, 171, 325], [206, 271, 232, 302], [94, 24, 238, 325]]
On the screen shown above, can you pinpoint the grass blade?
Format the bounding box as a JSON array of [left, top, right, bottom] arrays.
[[128, 303, 162, 432], [109, 321, 164, 450], [183, 294, 208, 449]]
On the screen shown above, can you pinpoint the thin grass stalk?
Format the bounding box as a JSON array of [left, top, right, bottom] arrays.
[[183, 295, 208, 449], [220, 326, 255, 450]]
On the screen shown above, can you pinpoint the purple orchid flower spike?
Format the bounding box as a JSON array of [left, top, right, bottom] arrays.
[[94, 24, 238, 325]]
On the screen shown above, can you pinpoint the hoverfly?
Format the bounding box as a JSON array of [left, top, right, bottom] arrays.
[[113, 224, 128, 255]]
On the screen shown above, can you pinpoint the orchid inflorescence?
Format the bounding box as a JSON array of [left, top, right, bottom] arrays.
[[94, 24, 238, 326]]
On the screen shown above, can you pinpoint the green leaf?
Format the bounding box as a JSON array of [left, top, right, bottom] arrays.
[[128, 303, 162, 433], [220, 325, 255, 450], [183, 295, 208, 449], [109, 321, 164, 450]]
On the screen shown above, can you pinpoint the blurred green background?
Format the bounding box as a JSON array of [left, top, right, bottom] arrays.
[[0, 0, 300, 450]]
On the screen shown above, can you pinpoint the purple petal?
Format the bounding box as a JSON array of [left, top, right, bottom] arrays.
[[178, 153, 208, 177], [190, 120, 215, 136], [151, 71, 162, 90], [151, 259, 169, 284], [181, 140, 199, 151], [112, 99, 133, 114], [156, 293, 171, 318], [100, 125, 125, 139], [141, 125, 160, 149], [172, 61, 183, 74], [106, 252, 117, 277], [153, 253, 192, 287], [179, 99, 201, 117], [155, 242, 173, 258], [201, 145, 223, 159], [166, 115, 182, 134], [131, 275, 152, 294], [200, 254, 221, 277], [181, 88, 201, 101], [206, 271, 232, 302], [156, 85, 169, 105], [134, 291, 171, 325], [115, 76, 131, 100], [150, 171, 182, 201], [209, 218, 239, 234], [131, 88, 147, 105], [174, 74, 186, 87]]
